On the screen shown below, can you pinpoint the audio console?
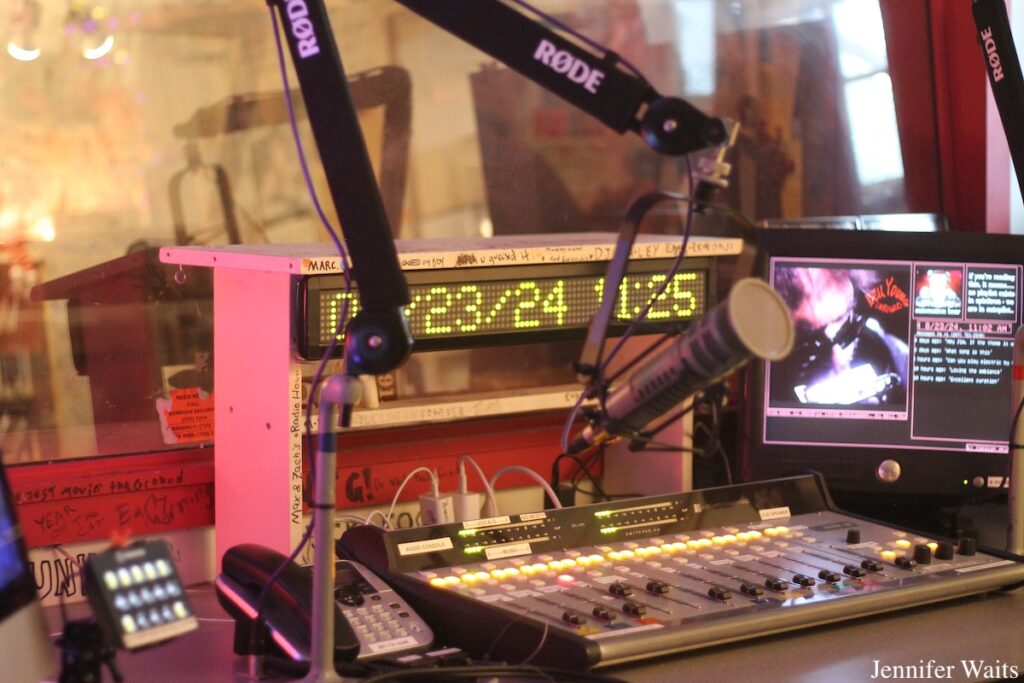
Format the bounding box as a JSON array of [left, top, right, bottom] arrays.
[[338, 475, 1024, 669]]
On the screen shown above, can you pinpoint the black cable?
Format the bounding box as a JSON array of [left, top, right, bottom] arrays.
[[552, 450, 611, 502]]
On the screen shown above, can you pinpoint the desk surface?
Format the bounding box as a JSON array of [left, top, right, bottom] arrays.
[[47, 582, 1023, 682]]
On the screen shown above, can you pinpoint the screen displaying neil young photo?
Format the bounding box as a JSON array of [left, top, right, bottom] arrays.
[[769, 264, 911, 408]]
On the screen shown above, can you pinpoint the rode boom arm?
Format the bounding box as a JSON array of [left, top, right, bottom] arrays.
[[272, 0, 729, 374]]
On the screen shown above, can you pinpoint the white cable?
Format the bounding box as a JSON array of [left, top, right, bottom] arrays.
[[488, 465, 563, 509], [459, 455, 499, 517], [385, 466, 439, 528], [362, 509, 392, 528]]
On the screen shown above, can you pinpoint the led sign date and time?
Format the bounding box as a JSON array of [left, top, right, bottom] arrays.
[[305, 269, 708, 355]]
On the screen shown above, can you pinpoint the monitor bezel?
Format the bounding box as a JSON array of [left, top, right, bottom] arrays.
[[740, 228, 1022, 503], [0, 463, 37, 623]]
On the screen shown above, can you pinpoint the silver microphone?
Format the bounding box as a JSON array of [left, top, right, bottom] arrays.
[[569, 278, 794, 453]]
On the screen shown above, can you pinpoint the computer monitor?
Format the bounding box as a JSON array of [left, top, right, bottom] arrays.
[[0, 460, 57, 683], [741, 228, 1022, 506]]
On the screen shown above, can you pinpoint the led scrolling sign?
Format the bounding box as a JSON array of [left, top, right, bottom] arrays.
[[299, 259, 712, 358]]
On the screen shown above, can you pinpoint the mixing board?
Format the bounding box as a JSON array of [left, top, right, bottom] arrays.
[[338, 476, 1024, 669]]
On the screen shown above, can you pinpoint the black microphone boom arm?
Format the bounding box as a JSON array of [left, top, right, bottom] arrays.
[[394, 0, 729, 155], [271, 0, 729, 375]]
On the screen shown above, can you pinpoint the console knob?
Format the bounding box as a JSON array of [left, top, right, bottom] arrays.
[[935, 541, 955, 560], [845, 528, 862, 544], [913, 544, 932, 565], [957, 537, 977, 556]]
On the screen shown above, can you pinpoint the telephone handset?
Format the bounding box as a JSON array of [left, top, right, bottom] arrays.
[[215, 543, 433, 666]]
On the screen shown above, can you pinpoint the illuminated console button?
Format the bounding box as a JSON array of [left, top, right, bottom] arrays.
[[156, 559, 171, 578], [740, 583, 764, 597], [143, 562, 158, 581], [490, 569, 508, 580], [622, 600, 646, 617], [792, 574, 815, 587], [103, 571, 119, 591], [765, 578, 788, 592], [609, 582, 632, 597], [861, 559, 884, 572], [844, 565, 867, 578], [172, 601, 188, 619], [592, 606, 616, 622], [130, 565, 144, 584], [894, 539, 912, 549], [118, 569, 132, 588], [645, 580, 669, 595], [504, 567, 520, 576], [429, 578, 448, 588], [880, 550, 897, 561], [121, 615, 137, 634], [818, 570, 842, 583], [557, 574, 576, 585]]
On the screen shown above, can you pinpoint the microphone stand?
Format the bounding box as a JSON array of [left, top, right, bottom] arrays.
[[304, 374, 362, 683]]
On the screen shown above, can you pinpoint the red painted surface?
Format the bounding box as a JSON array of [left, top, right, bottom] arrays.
[[9, 413, 592, 548], [7, 449, 215, 548]]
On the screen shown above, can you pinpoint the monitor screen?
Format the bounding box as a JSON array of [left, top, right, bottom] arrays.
[[0, 461, 57, 683], [741, 229, 1022, 503]]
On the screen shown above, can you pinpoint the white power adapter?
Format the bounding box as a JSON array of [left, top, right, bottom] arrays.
[[452, 491, 483, 522], [418, 478, 455, 525]]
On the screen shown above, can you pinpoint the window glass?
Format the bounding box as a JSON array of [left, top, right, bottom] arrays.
[[0, 0, 930, 465]]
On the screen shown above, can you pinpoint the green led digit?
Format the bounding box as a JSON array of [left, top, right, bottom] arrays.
[[671, 272, 698, 317], [423, 286, 453, 335], [328, 291, 359, 340], [513, 281, 541, 329], [641, 273, 671, 319], [618, 277, 632, 320], [541, 280, 567, 326], [456, 284, 483, 332]]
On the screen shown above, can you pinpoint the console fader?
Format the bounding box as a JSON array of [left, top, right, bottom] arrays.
[[338, 476, 1024, 669]]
